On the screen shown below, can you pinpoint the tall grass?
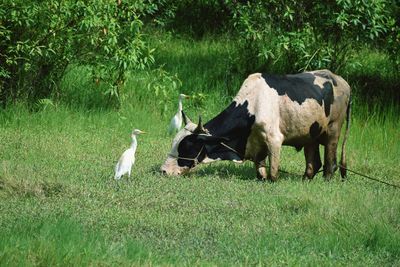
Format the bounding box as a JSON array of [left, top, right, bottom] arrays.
[[1, 33, 399, 265], [0, 216, 152, 266]]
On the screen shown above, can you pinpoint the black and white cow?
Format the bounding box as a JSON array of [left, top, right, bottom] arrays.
[[161, 69, 351, 181]]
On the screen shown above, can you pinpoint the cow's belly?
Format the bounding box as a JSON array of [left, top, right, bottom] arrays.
[[279, 97, 329, 146]]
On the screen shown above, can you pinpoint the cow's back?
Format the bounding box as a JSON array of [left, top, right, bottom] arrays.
[[237, 70, 350, 151]]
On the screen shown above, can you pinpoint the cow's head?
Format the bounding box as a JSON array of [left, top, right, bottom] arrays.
[[160, 112, 225, 176]]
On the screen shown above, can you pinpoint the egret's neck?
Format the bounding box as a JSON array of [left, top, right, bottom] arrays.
[[178, 98, 183, 112], [130, 136, 138, 151]]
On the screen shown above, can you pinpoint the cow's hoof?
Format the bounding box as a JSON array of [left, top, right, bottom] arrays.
[[302, 175, 313, 181], [257, 176, 267, 182], [339, 164, 347, 179], [267, 175, 277, 183]]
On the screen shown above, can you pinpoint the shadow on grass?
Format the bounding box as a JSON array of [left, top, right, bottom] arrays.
[[195, 162, 304, 182], [149, 164, 163, 175], [149, 161, 306, 182]]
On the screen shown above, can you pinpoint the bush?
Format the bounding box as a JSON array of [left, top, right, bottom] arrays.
[[229, 0, 396, 73], [150, 0, 398, 75], [0, 0, 157, 108]]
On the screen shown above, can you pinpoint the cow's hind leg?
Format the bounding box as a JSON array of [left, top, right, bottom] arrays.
[[323, 138, 339, 180], [303, 143, 322, 180]]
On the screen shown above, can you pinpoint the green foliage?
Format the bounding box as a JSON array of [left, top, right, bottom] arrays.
[[1, 0, 398, 108], [58, 66, 113, 110], [150, 0, 398, 74], [36, 98, 56, 111], [152, 0, 231, 36], [229, 0, 396, 73], [146, 67, 182, 116], [0, 0, 156, 107], [385, 2, 400, 67], [190, 92, 207, 108], [344, 49, 400, 108]]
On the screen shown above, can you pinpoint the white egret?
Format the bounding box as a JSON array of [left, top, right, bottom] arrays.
[[168, 93, 190, 135], [114, 129, 145, 180]]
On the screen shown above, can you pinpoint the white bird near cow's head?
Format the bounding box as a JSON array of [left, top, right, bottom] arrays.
[[114, 129, 145, 180], [168, 93, 190, 135]]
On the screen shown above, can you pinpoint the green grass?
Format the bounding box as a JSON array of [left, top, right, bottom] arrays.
[[1, 34, 400, 266], [1, 103, 399, 266]]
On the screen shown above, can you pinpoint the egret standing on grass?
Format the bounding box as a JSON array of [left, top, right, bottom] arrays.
[[168, 93, 190, 135], [114, 129, 145, 181]]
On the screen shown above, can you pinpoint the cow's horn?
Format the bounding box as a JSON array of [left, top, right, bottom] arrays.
[[194, 115, 208, 134], [181, 110, 192, 126]]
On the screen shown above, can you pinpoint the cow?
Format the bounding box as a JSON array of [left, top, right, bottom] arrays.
[[161, 69, 351, 181]]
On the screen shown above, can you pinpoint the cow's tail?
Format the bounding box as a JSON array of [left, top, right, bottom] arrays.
[[339, 94, 351, 178]]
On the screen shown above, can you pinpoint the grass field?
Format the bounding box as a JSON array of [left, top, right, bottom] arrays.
[[1, 35, 400, 266]]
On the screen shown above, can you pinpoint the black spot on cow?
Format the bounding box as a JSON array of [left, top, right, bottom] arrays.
[[204, 101, 255, 160], [176, 101, 256, 167], [309, 121, 322, 139], [262, 73, 324, 105], [322, 82, 334, 116], [314, 72, 337, 86], [261, 72, 335, 117]]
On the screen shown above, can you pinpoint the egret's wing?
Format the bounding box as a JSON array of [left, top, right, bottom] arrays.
[[168, 113, 179, 134], [115, 149, 133, 179], [114, 159, 122, 179]]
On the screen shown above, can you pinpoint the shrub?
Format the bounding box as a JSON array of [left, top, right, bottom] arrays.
[[229, 0, 396, 73], [150, 0, 398, 74], [0, 0, 157, 108]]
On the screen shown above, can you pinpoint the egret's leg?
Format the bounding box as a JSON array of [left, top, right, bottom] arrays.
[[114, 179, 121, 191], [127, 168, 132, 183]]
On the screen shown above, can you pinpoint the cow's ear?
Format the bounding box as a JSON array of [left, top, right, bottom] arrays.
[[181, 110, 192, 126], [193, 115, 209, 134]]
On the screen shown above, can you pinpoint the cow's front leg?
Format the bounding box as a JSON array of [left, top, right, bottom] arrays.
[[303, 143, 322, 180], [267, 141, 282, 182], [254, 158, 267, 180]]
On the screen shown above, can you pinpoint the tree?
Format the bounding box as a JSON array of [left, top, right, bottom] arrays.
[[228, 0, 396, 73], [0, 0, 156, 107]]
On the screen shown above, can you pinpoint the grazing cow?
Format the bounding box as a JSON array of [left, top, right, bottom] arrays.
[[161, 70, 351, 181]]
